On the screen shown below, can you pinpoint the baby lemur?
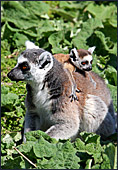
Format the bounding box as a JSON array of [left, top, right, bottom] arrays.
[[54, 46, 96, 101], [7, 41, 116, 142]]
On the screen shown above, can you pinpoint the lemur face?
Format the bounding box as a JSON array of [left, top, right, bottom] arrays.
[[70, 46, 96, 71], [7, 42, 53, 83], [78, 54, 93, 71]]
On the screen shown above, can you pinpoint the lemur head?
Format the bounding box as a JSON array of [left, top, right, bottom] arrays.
[[7, 41, 54, 84], [70, 46, 96, 71]]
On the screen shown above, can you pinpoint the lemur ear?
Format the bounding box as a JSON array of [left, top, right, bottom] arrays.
[[25, 40, 39, 50], [88, 46, 96, 54], [69, 48, 79, 61], [38, 52, 52, 69]]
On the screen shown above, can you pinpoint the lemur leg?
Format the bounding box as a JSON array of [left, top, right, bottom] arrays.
[[45, 115, 80, 141], [23, 111, 37, 142], [96, 111, 116, 139], [82, 94, 116, 138], [65, 68, 81, 102]]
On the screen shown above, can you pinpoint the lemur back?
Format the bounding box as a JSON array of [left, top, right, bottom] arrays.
[[7, 41, 116, 142], [53, 53, 74, 72]]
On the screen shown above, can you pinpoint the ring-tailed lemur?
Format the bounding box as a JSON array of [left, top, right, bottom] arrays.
[[7, 41, 116, 142], [54, 47, 96, 101]]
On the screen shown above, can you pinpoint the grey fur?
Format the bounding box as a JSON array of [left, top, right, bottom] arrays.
[[7, 46, 116, 142], [80, 94, 115, 137], [21, 48, 45, 64]]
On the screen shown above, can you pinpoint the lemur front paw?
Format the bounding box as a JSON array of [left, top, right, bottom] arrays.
[[69, 93, 78, 102], [69, 88, 81, 102]]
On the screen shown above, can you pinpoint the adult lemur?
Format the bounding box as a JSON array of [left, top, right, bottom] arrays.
[[7, 41, 116, 142]]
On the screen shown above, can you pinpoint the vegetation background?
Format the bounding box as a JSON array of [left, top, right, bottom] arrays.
[[1, 1, 117, 169]]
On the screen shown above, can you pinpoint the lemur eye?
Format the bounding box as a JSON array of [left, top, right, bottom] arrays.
[[22, 66, 27, 70], [19, 62, 30, 71], [90, 60, 93, 64], [81, 61, 88, 65], [33, 52, 38, 55]]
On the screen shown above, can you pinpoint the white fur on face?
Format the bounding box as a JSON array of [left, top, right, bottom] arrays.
[[17, 55, 28, 64], [24, 52, 54, 84], [72, 48, 79, 58], [81, 55, 93, 63], [14, 55, 28, 68], [16, 39, 54, 86], [74, 54, 93, 70], [69, 48, 79, 68]]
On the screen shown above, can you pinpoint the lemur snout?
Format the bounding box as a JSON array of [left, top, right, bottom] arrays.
[[7, 70, 15, 81], [7, 67, 25, 82], [84, 66, 92, 71]]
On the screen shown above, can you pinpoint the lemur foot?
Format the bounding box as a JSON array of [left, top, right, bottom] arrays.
[[69, 88, 81, 102], [69, 93, 78, 102]]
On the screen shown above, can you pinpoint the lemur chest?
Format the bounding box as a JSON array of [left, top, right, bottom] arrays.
[[26, 83, 52, 117], [34, 87, 52, 115]]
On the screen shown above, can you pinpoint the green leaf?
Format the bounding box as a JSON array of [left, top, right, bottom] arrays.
[[59, 1, 90, 10], [14, 132, 22, 142], [74, 138, 86, 151], [2, 134, 14, 149], [33, 137, 57, 158], [23, 1, 50, 17], [109, 12, 117, 28], [80, 131, 100, 144], [2, 2, 34, 29], [51, 8, 77, 22], [25, 130, 57, 143], [86, 3, 116, 22], [2, 156, 26, 169], [61, 141, 80, 169], [91, 164, 100, 169], [53, 141, 80, 169], [85, 159, 92, 169], [1, 86, 9, 94], [13, 32, 28, 47], [94, 31, 116, 55], [101, 153, 111, 169], [17, 141, 34, 154], [26, 131, 80, 169], [59, 1, 80, 9], [48, 31, 65, 53], [37, 20, 55, 40], [72, 18, 103, 49], [2, 12, 39, 34], [105, 65, 117, 86], [100, 22, 117, 44], [97, 55, 110, 69], [76, 132, 104, 164], [105, 143, 117, 169], [1, 93, 18, 107]]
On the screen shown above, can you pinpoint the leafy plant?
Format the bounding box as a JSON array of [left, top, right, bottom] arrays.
[[1, 1, 117, 169], [1, 131, 117, 169]]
